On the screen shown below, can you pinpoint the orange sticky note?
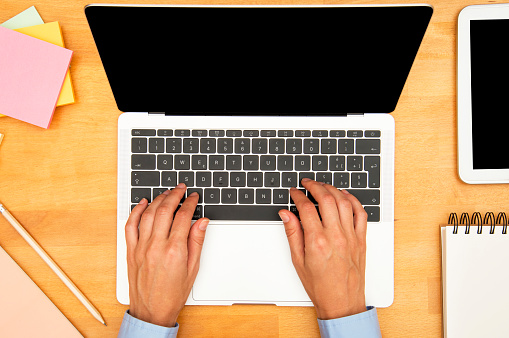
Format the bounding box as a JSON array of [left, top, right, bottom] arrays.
[[0, 26, 72, 128]]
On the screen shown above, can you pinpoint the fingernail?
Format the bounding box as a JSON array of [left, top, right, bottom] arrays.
[[318, 181, 325, 185], [176, 183, 186, 189], [139, 198, 148, 205], [278, 211, 290, 223], [341, 189, 350, 194], [301, 178, 311, 183], [189, 192, 198, 197], [162, 189, 171, 195], [199, 219, 209, 231]]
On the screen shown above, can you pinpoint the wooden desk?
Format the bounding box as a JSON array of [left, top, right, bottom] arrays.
[[1, 0, 507, 336]]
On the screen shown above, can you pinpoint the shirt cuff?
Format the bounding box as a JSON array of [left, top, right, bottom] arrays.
[[117, 310, 179, 338], [317, 306, 382, 338]]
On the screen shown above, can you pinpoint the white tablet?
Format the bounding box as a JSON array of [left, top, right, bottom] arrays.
[[458, 4, 509, 184]]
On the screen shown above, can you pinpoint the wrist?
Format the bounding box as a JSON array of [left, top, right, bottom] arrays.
[[315, 303, 366, 320], [129, 308, 179, 328]]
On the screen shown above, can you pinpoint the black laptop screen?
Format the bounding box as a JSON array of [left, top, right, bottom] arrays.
[[85, 5, 432, 115]]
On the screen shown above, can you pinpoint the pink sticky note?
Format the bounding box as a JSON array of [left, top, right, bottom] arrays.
[[0, 26, 73, 128]]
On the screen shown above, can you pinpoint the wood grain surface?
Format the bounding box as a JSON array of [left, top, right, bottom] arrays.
[[1, 0, 508, 336]]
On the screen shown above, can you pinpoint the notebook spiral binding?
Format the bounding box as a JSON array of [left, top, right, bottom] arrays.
[[448, 212, 507, 235]]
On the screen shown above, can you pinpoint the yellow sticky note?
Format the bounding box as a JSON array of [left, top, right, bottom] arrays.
[[14, 22, 75, 107]]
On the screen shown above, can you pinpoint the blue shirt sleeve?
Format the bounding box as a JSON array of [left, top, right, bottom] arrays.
[[317, 306, 382, 338], [117, 310, 179, 338]]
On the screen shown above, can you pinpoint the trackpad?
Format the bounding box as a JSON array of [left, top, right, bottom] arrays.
[[192, 223, 310, 303]]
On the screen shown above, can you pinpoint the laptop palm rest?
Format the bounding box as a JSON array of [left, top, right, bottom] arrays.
[[192, 223, 310, 304]]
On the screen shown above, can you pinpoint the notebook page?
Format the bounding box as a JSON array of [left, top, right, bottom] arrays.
[[0, 246, 82, 337], [442, 225, 509, 338]]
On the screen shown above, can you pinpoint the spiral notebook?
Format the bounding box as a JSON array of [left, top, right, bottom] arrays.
[[441, 212, 509, 338]]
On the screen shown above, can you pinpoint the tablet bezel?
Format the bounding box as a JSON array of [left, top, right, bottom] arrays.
[[458, 4, 509, 184]]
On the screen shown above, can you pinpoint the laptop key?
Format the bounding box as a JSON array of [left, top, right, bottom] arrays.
[[356, 139, 380, 154], [131, 188, 151, 203], [205, 205, 287, 221], [365, 156, 381, 188], [161, 171, 177, 187], [226, 130, 242, 137], [149, 138, 165, 153], [193, 205, 203, 220], [174, 155, 190, 170], [218, 138, 233, 153], [252, 139, 268, 154], [213, 172, 228, 187], [132, 154, 156, 170], [273, 189, 289, 204], [321, 139, 337, 154], [303, 139, 319, 154], [166, 138, 182, 153], [132, 129, 156, 136], [351, 173, 367, 188], [286, 139, 302, 154], [178, 171, 194, 187], [192, 155, 207, 170], [192, 130, 207, 137], [209, 155, 225, 170], [157, 155, 173, 170], [260, 130, 276, 137], [364, 206, 380, 222], [338, 139, 354, 154], [269, 139, 285, 154], [132, 171, 159, 186], [235, 138, 250, 153], [256, 189, 272, 204], [243, 155, 259, 170], [226, 155, 242, 170], [175, 130, 190, 137], [196, 172, 212, 187], [183, 138, 199, 153], [348, 189, 380, 205], [221, 189, 237, 204], [247, 172, 263, 187], [239, 189, 255, 204], [200, 138, 216, 153], [209, 130, 225, 137], [204, 189, 220, 203], [132, 138, 147, 153]]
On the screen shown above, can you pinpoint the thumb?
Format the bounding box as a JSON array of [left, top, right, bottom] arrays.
[[187, 218, 209, 274], [279, 209, 304, 267]]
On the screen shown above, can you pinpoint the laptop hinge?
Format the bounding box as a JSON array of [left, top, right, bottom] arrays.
[[149, 112, 166, 115], [346, 112, 364, 116]]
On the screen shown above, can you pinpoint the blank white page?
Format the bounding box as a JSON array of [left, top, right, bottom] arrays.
[[442, 225, 509, 338]]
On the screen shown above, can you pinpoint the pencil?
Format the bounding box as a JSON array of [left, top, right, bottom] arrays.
[[0, 203, 106, 326]]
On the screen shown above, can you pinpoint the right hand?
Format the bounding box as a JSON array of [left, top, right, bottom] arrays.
[[278, 178, 368, 320]]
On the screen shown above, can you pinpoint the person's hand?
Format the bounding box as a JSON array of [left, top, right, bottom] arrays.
[[124, 183, 209, 327], [278, 178, 367, 320]]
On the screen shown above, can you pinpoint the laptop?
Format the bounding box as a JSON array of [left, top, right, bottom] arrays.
[[85, 4, 432, 307]]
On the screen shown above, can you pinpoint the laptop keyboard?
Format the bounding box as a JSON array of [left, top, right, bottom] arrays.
[[130, 129, 381, 222]]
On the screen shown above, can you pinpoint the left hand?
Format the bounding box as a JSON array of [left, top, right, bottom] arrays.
[[124, 183, 209, 327]]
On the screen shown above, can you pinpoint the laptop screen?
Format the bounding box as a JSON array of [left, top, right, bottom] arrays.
[[85, 5, 432, 115]]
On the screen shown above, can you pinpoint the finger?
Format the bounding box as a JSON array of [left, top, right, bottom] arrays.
[[279, 209, 304, 268], [125, 198, 148, 256], [187, 217, 209, 274], [301, 178, 341, 230], [289, 187, 322, 236], [341, 190, 368, 242], [138, 188, 173, 242], [321, 184, 355, 238], [151, 183, 187, 239], [168, 191, 199, 244]]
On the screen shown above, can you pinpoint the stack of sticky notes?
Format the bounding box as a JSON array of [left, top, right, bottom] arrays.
[[0, 6, 74, 128]]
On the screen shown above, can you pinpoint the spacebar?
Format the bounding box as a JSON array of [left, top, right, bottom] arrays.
[[205, 205, 288, 221]]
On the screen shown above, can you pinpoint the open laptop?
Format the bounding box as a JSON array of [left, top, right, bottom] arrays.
[[85, 4, 432, 307]]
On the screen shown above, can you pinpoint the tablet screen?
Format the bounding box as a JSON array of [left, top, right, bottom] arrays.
[[471, 20, 509, 169]]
